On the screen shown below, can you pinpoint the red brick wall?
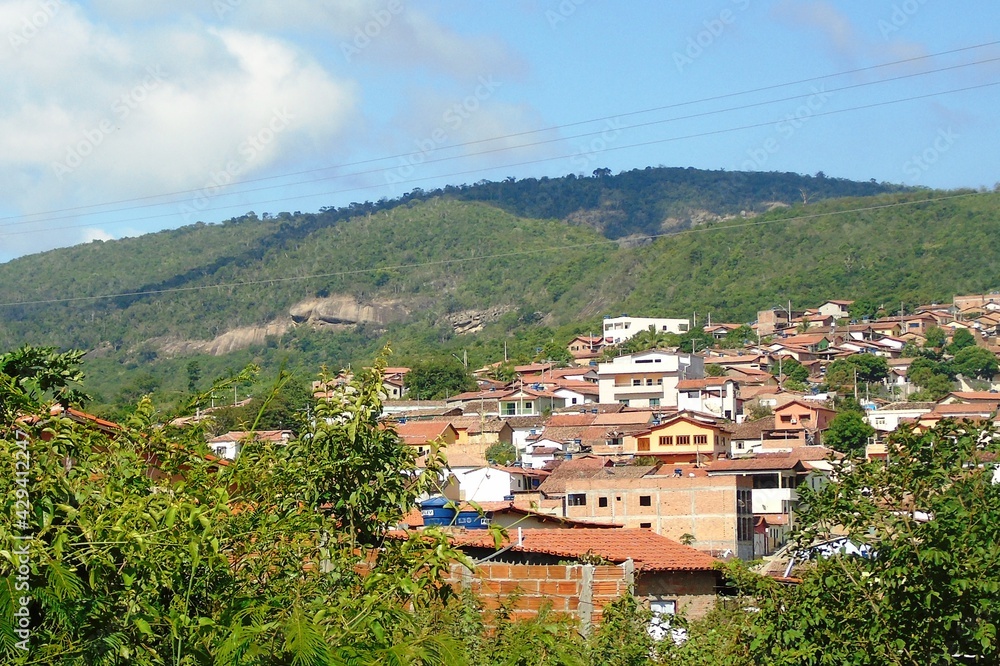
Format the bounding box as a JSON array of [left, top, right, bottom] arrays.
[[445, 562, 630, 628]]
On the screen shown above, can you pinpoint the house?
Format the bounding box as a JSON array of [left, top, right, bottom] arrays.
[[727, 416, 774, 456], [676, 377, 740, 420], [757, 307, 806, 336], [537, 457, 754, 559], [601, 315, 691, 344], [954, 292, 1000, 312], [440, 528, 722, 623], [442, 465, 518, 503], [447, 416, 514, 448], [382, 366, 411, 399], [866, 402, 936, 432], [585, 410, 658, 455], [207, 430, 291, 460], [765, 400, 837, 447], [567, 335, 609, 365], [817, 300, 854, 320], [938, 391, 1000, 405], [498, 387, 561, 417], [707, 447, 835, 555], [624, 412, 731, 464], [597, 349, 703, 408], [393, 420, 459, 455]]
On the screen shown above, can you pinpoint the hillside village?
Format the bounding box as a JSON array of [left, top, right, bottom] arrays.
[[199, 292, 1000, 621]]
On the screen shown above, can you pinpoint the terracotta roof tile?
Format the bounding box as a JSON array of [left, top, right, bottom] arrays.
[[447, 528, 718, 571]]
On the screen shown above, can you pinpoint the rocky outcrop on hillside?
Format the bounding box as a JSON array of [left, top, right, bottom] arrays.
[[154, 295, 410, 356], [447, 306, 514, 334], [289, 295, 408, 327]]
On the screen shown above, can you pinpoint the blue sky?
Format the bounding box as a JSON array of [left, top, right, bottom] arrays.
[[1, 0, 998, 262]]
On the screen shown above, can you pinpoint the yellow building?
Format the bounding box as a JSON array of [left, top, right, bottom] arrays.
[[624, 412, 730, 464]]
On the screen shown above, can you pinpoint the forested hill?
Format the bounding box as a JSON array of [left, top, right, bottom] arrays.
[[441, 167, 906, 238], [0, 166, 996, 411]]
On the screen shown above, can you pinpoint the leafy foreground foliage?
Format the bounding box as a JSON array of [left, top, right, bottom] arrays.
[[5, 346, 1000, 664], [723, 420, 1000, 665], [0, 346, 686, 665]]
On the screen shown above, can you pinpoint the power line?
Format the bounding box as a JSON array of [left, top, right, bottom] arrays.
[[6, 53, 996, 234], [2, 79, 996, 240], [3, 40, 998, 228], [0, 190, 987, 309]]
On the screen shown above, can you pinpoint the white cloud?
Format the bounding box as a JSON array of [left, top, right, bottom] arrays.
[[0, 2, 360, 257], [771, 0, 928, 65]]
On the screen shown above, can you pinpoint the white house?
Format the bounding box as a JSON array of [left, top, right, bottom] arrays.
[[602, 315, 691, 344], [597, 349, 704, 408], [207, 430, 291, 460], [866, 402, 937, 432], [676, 377, 740, 420], [443, 466, 515, 503]]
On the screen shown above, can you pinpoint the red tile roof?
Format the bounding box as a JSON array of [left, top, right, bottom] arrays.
[[393, 420, 456, 445], [676, 377, 734, 390], [447, 528, 718, 571]]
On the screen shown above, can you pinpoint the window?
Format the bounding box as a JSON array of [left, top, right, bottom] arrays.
[[649, 398, 660, 407], [693, 435, 708, 445], [875, 417, 885, 426], [213, 446, 229, 458], [656, 378, 663, 385], [632, 379, 642, 386], [638, 437, 650, 452], [676, 435, 690, 445], [619, 399, 630, 406], [640, 522, 652, 529], [598, 497, 608, 508], [503, 403, 516, 416], [639, 495, 651, 507], [568, 493, 587, 506], [659, 436, 673, 446], [646, 378, 654, 386]]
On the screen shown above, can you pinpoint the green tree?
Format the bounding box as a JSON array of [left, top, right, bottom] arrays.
[[484, 442, 517, 466], [951, 345, 999, 380], [0, 345, 88, 420], [720, 325, 755, 349], [406, 358, 477, 400], [771, 356, 808, 383], [822, 410, 875, 455], [0, 349, 469, 664], [185, 359, 202, 393], [947, 328, 976, 353], [732, 420, 1000, 664], [705, 364, 726, 377], [923, 326, 947, 350]]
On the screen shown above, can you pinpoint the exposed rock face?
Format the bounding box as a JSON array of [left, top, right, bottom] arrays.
[[155, 320, 293, 357], [289, 295, 408, 327], [155, 295, 409, 357], [447, 306, 514, 335]]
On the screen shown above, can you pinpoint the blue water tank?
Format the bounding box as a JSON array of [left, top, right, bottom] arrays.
[[455, 510, 489, 530], [420, 496, 455, 527]]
